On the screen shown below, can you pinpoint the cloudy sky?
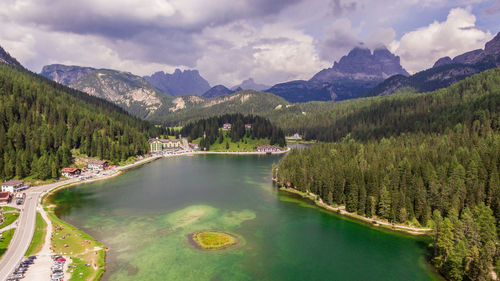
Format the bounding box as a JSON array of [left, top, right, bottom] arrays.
[[0, 0, 498, 87]]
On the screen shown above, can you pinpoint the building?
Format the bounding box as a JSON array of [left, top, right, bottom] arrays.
[[88, 159, 109, 171], [222, 123, 232, 130], [0, 192, 11, 203], [1, 180, 29, 193], [61, 168, 82, 178], [257, 145, 283, 153], [149, 138, 183, 153], [245, 124, 252, 130], [286, 133, 302, 140]]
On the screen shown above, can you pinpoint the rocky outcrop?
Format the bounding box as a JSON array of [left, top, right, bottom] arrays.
[[144, 69, 211, 96], [484, 32, 500, 55], [231, 78, 269, 91], [0, 45, 23, 68], [201, 85, 234, 98], [41, 64, 96, 86], [433, 57, 452, 68]]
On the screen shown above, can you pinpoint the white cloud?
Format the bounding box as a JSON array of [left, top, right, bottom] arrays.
[[391, 7, 493, 72]]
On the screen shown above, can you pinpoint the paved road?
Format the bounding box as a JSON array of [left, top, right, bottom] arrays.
[[0, 193, 39, 280], [0, 156, 160, 280], [0, 178, 79, 281]]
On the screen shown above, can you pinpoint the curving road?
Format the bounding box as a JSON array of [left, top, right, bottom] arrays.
[[0, 178, 79, 281]]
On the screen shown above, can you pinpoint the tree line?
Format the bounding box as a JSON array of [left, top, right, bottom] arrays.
[[180, 113, 286, 150], [276, 68, 500, 280], [0, 64, 163, 181]]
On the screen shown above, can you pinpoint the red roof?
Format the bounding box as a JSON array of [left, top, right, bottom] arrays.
[[61, 168, 80, 173], [0, 192, 10, 200]]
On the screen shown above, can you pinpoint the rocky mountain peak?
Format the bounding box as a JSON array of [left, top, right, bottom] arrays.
[[484, 32, 500, 56], [144, 69, 210, 96], [433, 57, 453, 68]]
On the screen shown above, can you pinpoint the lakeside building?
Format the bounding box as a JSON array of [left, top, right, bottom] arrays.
[[286, 133, 302, 140], [222, 123, 232, 130], [149, 138, 183, 153], [1, 180, 30, 193], [61, 168, 82, 178], [0, 192, 11, 203], [257, 145, 283, 153], [88, 159, 109, 171], [245, 124, 252, 130]]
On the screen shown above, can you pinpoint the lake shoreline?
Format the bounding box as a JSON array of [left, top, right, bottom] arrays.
[[277, 185, 433, 236]]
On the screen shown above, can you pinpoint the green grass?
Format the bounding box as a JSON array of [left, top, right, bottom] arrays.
[[25, 212, 47, 256], [1, 206, 18, 212], [0, 212, 19, 229], [68, 257, 93, 281], [193, 135, 274, 152], [0, 228, 15, 258], [192, 231, 237, 250], [46, 207, 106, 281]]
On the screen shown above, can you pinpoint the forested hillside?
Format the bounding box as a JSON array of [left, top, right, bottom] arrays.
[[181, 114, 286, 150], [276, 68, 500, 281], [0, 64, 163, 181], [271, 68, 499, 141]]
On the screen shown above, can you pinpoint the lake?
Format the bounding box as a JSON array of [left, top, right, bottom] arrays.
[[50, 155, 441, 280]]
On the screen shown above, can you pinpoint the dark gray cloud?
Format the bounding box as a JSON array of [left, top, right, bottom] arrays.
[[329, 0, 358, 16]]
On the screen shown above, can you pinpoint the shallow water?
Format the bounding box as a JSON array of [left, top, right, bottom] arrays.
[[51, 155, 441, 280]]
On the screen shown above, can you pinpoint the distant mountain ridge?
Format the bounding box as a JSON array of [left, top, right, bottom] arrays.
[[41, 64, 96, 86], [367, 32, 500, 97], [0, 45, 23, 68], [202, 85, 235, 98], [231, 78, 269, 91], [144, 69, 211, 96], [266, 46, 409, 103]]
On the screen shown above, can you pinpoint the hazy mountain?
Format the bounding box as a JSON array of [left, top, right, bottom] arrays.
[[0, 45, 23, 68], [144, 69, 210, 96], [41, 64, 96, 86], [231, 78, 269, 91], [201, 85, 235, 98], [367, 32, 500, 97], [266, 46, 408, 103]]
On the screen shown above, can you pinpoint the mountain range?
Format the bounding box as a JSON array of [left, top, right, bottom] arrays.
[[266, 46, 409, 103], [367, 32, 500, 96], [0, 45, 23, 68]]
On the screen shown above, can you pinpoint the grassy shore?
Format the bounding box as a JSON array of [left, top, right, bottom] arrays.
[[44, 204, 106, 281], [0, 228, 15, 258], [25, 212, 47, 256], [279, 186, 432, 236]]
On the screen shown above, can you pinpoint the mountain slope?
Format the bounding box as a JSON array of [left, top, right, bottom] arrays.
[[266, 46, 409, 103], [0, 63, 163, 182], [367, 32, 500, 97], [71, 69, 170, 118], [148, 90, 289, 126], [144, 69, 210, 96]]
